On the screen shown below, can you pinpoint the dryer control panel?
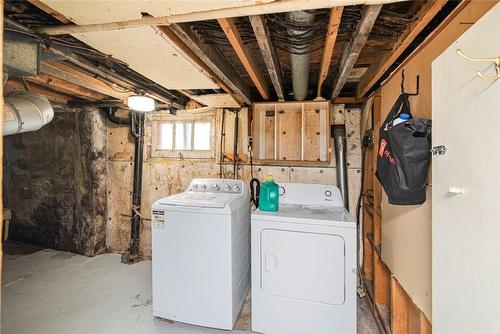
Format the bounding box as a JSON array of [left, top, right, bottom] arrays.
[[188, 178, 244, 194]]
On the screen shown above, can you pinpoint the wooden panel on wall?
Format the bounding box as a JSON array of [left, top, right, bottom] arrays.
[[278, 108, 301, 161], [303, 109, 321, 161], [379, 0, 496, 321], [264, 112, 276, 160]]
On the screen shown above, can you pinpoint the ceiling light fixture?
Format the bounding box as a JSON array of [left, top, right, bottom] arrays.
[[127, 95, 155, 112]]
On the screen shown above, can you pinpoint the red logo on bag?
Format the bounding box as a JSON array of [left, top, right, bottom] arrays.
[[379, 139, 387, 157], [384, 150, 397, 165], [379, 139, 397, 165]]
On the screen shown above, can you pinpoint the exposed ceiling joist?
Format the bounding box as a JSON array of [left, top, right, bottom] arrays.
[[26, 73, 109, 100], [41, 61, 130, 101], [249, 15, 285, 101], [34, 0, 409, 36], [356, 0, 448, 98], [164, 23, 252, 106], [218, 17, 270, 100], [317, 6, 344, 98], [330, 5, 382, 100], [5, 78, 72, 105]]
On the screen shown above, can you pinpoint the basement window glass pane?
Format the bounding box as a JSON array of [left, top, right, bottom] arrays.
[[193, 121, 211, 150], [175, 122, 192, 150], [157, 122, 173, 150]]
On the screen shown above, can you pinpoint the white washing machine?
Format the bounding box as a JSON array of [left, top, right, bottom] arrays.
[[151, 178, 250, 330], [251, 183, 357, 334]]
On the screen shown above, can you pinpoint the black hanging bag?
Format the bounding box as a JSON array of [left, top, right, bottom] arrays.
[[376, 93, 432, 205]]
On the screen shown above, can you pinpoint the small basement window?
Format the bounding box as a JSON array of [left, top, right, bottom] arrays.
[[152, 115, 215, 159]]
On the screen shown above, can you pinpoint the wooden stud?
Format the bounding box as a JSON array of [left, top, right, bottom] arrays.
[[330, 5, 382, 100], [218, 17, 270, 100], [26, 73, 109, 100], [391, 277, 409, 334], [357, 1, 447, 98], [408, 301, 422, 334], [166, 23, 252, 106], [317, 7, 343, 98], [40, 61, 129, 101], [363, 206, 374, 280], [249, 15, 285, 100], [373, 252, 390, 305], [420, 313, 432, 334], [372, 93, 382, 211]]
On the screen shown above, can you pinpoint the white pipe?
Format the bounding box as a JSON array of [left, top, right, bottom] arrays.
[[36, 0, 409, 36], [4, 92, 54, 136]]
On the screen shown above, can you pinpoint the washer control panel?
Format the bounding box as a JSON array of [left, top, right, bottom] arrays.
[[189, 178, 243, 194]]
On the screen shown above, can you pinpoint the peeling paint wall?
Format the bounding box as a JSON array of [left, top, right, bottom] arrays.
[[3, 108, 108, 256], [107, 105, 362, 257]]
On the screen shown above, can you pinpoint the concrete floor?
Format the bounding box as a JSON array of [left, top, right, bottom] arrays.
[[2, 246, 380, 334]]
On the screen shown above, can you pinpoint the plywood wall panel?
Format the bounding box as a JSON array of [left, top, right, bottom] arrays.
[[379, 0, 496, 321], [303, 110, 321, 161]]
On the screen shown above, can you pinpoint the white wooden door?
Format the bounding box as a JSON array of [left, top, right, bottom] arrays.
[[432, 4, 500, 334]]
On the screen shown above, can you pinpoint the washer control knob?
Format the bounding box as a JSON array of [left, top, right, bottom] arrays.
[[192, 184, 198, 189], [325, 190, 332, 197], [224, 185, 231, 191], [200, 184, 207, 190], [232, 185, 240, 192], [211, 183, 220, 190]]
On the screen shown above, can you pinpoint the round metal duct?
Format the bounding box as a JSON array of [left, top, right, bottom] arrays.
[[3, 92, 54, 136]]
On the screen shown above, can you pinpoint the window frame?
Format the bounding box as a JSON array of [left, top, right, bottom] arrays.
[[151, 113, 216, 159]]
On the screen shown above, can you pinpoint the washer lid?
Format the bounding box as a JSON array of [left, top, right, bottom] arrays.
[[252, 204, 355, 226], [159, 191, 239, 208]]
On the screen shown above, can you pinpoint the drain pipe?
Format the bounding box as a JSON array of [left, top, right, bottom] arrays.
[[103, 107, 144, 263], [287, 11, 316, 101], [333, 125, 349, 209], [124, 111, 145, 263]]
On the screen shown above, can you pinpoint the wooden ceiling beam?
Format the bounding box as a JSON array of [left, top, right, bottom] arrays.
[[26, 73, 109, 100], [330, 5, 382, 100], [155, 26, 239, 103], [249, 15, 284, 101], [317, 6, 344, 98], [165, 23, 253, 105], [40, 61, 130, 101], [34, 0, 406, 36], [357, 0, 448, 98], [218, 17, 270, 100], [5, 78, 72, 105]]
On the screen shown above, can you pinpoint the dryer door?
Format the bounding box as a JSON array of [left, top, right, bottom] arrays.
[[260, 229, 345, 305]]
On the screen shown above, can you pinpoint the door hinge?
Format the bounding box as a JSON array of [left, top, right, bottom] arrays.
[[431, 145, 447, 156]]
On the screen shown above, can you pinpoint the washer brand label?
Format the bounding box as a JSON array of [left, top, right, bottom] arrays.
[[152, 210, 165, 229]]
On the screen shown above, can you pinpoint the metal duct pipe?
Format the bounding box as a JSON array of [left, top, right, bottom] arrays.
[[287, 11, 316, 101], [333, 125, 349, 209], [3, 92, 54, 136]]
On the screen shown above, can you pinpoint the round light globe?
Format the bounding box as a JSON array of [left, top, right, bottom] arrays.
[[127, 95, 155, 112]]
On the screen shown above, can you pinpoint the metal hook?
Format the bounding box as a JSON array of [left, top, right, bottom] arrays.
[[401, 69, 419, 96], [456, 49, 500, 80]]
